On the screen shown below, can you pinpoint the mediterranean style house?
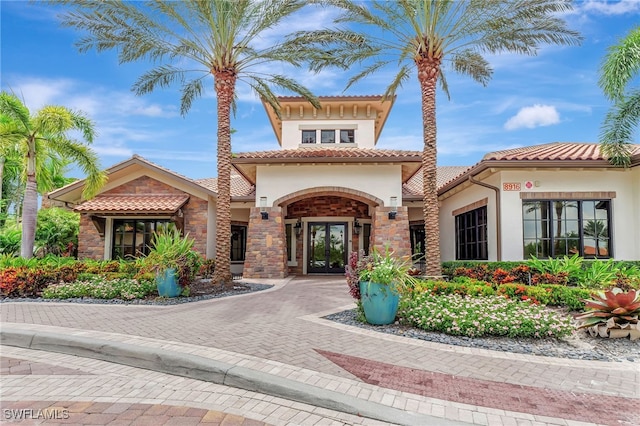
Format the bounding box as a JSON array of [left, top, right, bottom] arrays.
[[46, 95, 640, 279]]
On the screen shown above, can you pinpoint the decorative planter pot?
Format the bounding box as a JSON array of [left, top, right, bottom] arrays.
[[359, 281, 399, 325], [156, 268, 182, 297]]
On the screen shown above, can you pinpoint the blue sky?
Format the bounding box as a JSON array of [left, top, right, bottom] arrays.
[[2, 1, 639, 180]]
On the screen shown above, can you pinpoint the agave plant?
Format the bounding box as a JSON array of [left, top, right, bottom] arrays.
[[575, 288, 640, 340]]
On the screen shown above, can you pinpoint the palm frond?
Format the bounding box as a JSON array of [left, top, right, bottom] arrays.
[[599, 90, 640, 167], [344, 60, 393, 92], [0, 92, 31, 131], [132, 65, 188, 95], [451, 50, 492, 87], [382, 64, 412, 100], [179, 77, 206, 116], [51, 138, 106, 199], [599, 25, 640, 101]]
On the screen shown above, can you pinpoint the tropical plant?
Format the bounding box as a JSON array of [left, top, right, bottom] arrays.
[[358, 247, 416, 290], [0, 221, 21, 256], [0, 92, 106, 258], [34, 207, 80, 257], [576, 259, 617, 289], [294, 0, 581, 276], [59, 0, 346, 287], [598, 25, 640, 167], [575, 288, 640, 340], [143, 227, 202, 288]]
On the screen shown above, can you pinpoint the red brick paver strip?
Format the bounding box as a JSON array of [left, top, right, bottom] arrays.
[[0, 401, 270, 425], [317, 349, 640, 426]]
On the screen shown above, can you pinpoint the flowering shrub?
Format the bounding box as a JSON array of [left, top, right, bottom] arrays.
[[345, 250, 371, 300], [398, 293, 573, 339], [42, 276, 156, 300]]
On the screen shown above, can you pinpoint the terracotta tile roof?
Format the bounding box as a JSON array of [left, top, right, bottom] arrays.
[[403, 166, 471, 198], [482, 142, 640, 161], [195, 171, 255, 197], [233, 147, 422, 161], [74, 195, 189, 214]]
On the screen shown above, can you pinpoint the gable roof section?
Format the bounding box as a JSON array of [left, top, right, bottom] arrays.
[[74, 194, 189, 215], [438, 142, 640, 196], [403, 166, 471, 200], [232, 147, 422, 184], [195, 171, 256, 198]]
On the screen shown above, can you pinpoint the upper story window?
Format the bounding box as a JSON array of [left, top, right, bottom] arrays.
[[340, 129, 355, 143], [522, 200, 611, 258], [301, 130, 316, 144], [321, 129, 335, 143]]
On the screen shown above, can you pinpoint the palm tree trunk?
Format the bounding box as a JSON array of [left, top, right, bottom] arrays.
[[212, 70, 236, 288], [21, 142, 37, 258], [417, 57, 442, 276]]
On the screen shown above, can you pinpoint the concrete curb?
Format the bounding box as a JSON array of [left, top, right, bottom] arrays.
[[0, 327, 463, 426]]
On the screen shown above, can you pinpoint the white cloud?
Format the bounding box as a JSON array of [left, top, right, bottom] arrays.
[[578, 0, 640, 15], [504, 104, 561, 130]]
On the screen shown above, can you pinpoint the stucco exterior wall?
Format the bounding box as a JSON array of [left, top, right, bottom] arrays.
[[439, 169, 639, 262], [281, 119, 376, 149], [256, 164, 401, 209], [498, 169, 638, 260], [439, 175, 498, 262]]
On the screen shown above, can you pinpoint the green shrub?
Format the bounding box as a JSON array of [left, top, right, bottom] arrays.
[[42, 276, 156, 300], [34, 207, 79, 257], [0, 224, 21, 256], [398, 293, 573, 339]]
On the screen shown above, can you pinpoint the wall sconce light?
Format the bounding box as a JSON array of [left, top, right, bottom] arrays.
[[353, 219, 361, 235], [388, 196, 397, 220], [294, 218, 302, 236], [260, 197, 269, 220]]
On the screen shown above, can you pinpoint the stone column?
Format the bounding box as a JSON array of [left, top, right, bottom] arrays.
[[371, 206, 411, 258], [242, 207, 288, 279]]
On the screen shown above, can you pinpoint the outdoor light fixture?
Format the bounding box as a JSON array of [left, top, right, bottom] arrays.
[[294, 218, 302, 236], [260, 197, 269, 220], [353, 219, 361, 235], [388, 196, 398, 220]]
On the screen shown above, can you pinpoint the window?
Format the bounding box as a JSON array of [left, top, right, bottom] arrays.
[[362, 223, 371, 256], [410, 225, 425, 258], [286, 223, 292, 262], [112, 219, 174, 259], [301, 130, 316, 144], [455, 207, 488, 260], [523, 200, 611, 258], [340, 129, 354, 143], [321, 129, 335, 143], [231, 225, 247, 261]]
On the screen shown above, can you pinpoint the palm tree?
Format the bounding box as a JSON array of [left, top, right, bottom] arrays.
[[0, 92, 106, 258], [599, 25, 640, 167], [291, 0, 581, 275], [59, 0, 340, 287]]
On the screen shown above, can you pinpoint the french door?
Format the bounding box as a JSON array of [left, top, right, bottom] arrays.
[[307, 222, 347, 273]]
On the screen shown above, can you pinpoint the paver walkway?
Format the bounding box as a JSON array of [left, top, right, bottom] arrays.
[[1, 276, 638, 425]]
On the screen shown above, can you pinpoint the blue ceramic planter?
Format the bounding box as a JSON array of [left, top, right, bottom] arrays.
[[359, 281, 399, 325], [156, 268, 182, 297]]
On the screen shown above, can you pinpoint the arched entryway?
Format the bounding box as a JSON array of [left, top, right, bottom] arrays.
[[277, 187, 381, 275]]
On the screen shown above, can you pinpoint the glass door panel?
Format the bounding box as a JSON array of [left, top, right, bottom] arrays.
[[307, 222, 346, 273]]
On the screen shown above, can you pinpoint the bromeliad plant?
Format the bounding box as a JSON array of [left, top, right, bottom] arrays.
[[359, 247, 417, 290], [575, 288, 640, 340]]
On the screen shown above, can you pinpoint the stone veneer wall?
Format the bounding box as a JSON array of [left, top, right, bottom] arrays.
[[78, 214, 105, 260], [181, 196, 208, 255], [243, 207, 288, 279], [287, 196, 369, 219], [371, 206, 411, 259]]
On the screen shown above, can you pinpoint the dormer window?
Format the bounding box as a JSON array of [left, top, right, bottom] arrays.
[[340, 129, 355, 143], [302, 130, 316, 144], [321, 130, 335, 144]]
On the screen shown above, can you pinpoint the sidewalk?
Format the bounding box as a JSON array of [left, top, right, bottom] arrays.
[[1, 276, 638, 425]]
